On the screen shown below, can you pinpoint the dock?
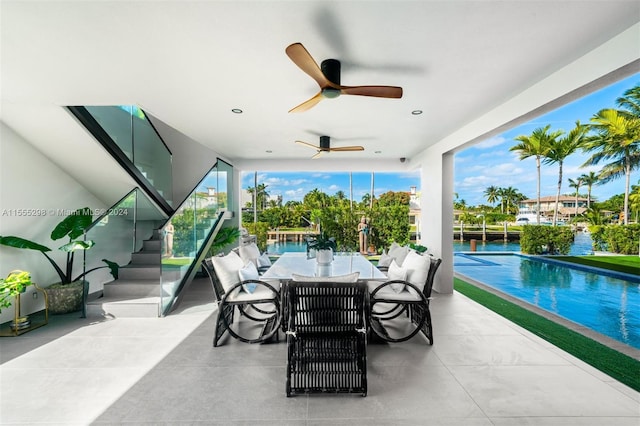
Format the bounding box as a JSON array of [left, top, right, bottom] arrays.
[[267, 230, 314, 243], [453, 230, 521, 242]]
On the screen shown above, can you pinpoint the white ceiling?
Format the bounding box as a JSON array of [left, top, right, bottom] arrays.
[[1, 1, 639, 170]]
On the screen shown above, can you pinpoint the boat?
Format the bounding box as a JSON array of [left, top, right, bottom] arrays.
[[515, 212, 553, 225]]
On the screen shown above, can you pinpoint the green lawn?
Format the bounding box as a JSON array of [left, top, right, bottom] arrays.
[[549, 255, 640, 276], [454, 278, 640, 392]]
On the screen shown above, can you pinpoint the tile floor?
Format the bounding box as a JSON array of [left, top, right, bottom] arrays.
[[1, 277, 638, 425]]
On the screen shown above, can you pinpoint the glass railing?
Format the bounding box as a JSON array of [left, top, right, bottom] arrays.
[[159, 161, 233, 314], [83, 105, 173, 206], [83, 188, 168, 303]]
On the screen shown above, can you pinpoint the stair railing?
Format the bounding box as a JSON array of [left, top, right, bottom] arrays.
[[67, 105, 174, 216], [159, 159, 235, 315]]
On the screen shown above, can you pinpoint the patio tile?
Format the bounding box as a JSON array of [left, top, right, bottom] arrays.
[[490, 417, 640, 426], [306, 364, 485, 421], [433, 334, 572, 366], [450, 364, 640, 417]]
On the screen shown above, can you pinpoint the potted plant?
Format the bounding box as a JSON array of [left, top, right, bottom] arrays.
[[0, 270, 32, 312], [308, 233, 337, 265], [0, 270, 34, 329], [0, 207, 118, 314]]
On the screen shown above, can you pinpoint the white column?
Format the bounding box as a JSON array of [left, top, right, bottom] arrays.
[[420, 150, 454, 294]]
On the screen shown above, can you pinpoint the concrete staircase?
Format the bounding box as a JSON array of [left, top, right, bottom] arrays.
[[86, 233, 166, 318]]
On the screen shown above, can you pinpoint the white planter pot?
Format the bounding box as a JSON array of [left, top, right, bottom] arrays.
[[316, 249, 334, 265]]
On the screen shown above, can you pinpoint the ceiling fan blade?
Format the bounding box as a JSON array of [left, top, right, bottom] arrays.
[[295, 140, 320, 150], [311, 150, 324, 159], [286, 43, 333, 89], [340, 85, 403, 98], [289, 91, 324, 113], [329, 146, 365, 152]]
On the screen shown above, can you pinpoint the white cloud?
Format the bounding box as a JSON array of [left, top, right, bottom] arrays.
[[475, 135, 507, 149]]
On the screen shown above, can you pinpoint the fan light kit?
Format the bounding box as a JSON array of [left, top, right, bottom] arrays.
[[286, 43, 403, 112]]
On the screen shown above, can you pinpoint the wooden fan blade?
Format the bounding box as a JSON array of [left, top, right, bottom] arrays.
[[286, 43, 332, 89], [311, 150, 324, 159], [295, 140, 320, 150], [289, 91, 324, 113], [340, 85, 403, 98], [329, 146, 365, 152]]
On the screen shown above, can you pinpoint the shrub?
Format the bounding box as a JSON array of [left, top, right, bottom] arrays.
[[520, 225, 574, 255], [242, 221, 269, 252], [589, 224, 640, 254]]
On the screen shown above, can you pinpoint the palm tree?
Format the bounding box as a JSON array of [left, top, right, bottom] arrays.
[[579, 171, 599, 209], [483, 185, 500, 208], [246, 183, 270, 210], [501, 186, 520, 215], [543, 122, 588, 225], [568, 177, 584, 218], [496, 187, 506, 214], [629, 180, 640, 223], [583, 106, 640, 225], [511, 125, 563, 224]]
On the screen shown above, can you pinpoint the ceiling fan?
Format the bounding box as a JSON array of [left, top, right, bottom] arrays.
[[286, 42, 403, 113], [296, 136, 364, 159]]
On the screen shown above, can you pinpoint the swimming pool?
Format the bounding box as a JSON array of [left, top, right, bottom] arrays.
[[455, 253, 640, 349]]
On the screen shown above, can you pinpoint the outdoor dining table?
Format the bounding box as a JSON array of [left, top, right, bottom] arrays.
[[261, 251, 387, 281], [261, 252, 387, 333]]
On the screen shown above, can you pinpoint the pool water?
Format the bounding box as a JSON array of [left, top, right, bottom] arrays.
[[455, 253, 640, 349], [266, 241, 307, 254], [269, 231, 594, 255]]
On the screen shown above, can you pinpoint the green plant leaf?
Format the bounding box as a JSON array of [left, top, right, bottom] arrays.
[[102, 259, 119, 279], [59, 240, 95, 252], [51, 207, 93, 241], [0, 236, 51, 252]]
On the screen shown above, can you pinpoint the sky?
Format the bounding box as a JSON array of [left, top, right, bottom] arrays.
[[241, 73, 639, 206], [455, 73, 640, 206]]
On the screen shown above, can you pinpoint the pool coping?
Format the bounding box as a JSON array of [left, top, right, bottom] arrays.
[[454, 271, 640, 360]]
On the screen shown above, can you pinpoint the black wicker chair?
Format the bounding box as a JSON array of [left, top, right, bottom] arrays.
[[369, 256, 442, 344], [285, 281, 368, 397], [202, 258, 281, 347]]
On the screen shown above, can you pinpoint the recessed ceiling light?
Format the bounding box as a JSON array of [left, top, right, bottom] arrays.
[[231, 108, 243, 114], [411, 110, 423, 115]]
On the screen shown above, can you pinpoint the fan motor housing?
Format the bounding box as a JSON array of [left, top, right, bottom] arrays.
[[319, 136, 331, 150]]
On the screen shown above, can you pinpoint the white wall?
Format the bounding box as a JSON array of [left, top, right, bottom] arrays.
[[147, 113, 221, 205], [0, 122, 106, 320]]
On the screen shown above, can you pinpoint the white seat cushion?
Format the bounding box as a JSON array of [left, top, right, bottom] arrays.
[[291, 272, 360, 283], [238, 262, 260, 293], [227, 284, 278, 302], [239, 243, 261, 267], [257, 253, 272, 267], [402, 250, 431, 291], [388, 244, 410, 266], [210, 251, 245, 297], [377, 252, 393, 267], [370, 285, 422, 302], [387, 260, 408, 293]]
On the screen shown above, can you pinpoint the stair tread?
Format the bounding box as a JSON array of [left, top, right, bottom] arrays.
[[87, 295, 161, 305], [104, 279, 160, 286]]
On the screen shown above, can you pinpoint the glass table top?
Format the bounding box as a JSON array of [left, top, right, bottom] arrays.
[[261, 252, 387, 280]]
